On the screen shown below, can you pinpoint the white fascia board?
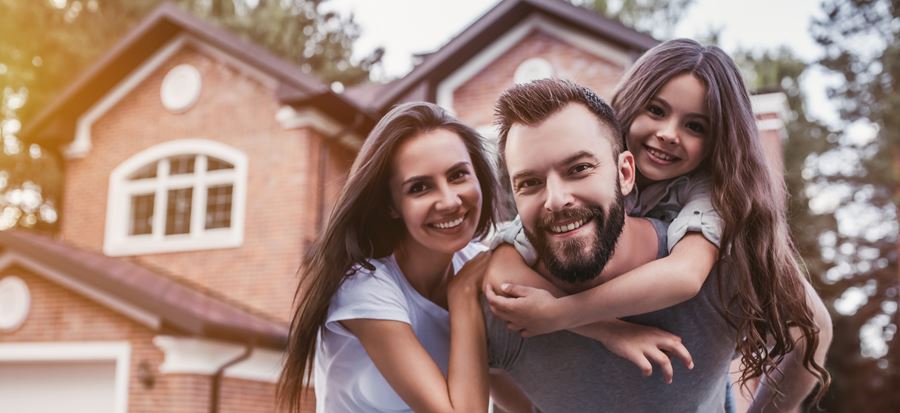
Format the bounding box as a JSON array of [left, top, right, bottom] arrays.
[[276, 105, 363, 149], [67, 34, 277, 159], [436, 14, 632, 113], [0, 252, 161, 330], [153, 335, 285, 383]]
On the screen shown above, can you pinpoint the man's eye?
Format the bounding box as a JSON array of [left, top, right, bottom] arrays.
[[570, 163, 594, 175], [516, 179, 541, 191]]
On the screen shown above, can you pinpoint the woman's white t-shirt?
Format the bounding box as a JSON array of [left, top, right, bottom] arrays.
[[313, 242, 487, 413]]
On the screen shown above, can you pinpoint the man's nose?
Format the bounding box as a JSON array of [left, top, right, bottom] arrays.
[[543, 174, 573, 211]]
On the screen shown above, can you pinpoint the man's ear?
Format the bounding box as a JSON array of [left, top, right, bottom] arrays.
[[617, 150, 636, 196]]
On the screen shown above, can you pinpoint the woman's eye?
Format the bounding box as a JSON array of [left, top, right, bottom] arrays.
[[409, 182, 428, 194], [449, 170, 470, 182]]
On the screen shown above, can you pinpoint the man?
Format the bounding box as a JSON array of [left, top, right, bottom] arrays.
[[481, 79, 829, 412]]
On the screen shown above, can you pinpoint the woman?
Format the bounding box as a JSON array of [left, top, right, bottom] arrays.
[[278, 102, 500, 413]]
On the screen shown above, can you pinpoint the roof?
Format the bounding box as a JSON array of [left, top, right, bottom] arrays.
[[22, 2, 374, 146], [0, 229, 288, 349], [367, 0, 659, 114]]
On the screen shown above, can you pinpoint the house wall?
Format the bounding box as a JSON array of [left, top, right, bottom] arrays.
[[0, 266, 296, 413], [452, 30, 628, 128], [57, 46, 338, 323]]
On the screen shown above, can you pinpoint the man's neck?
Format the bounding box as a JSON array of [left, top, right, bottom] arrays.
[[537, 216, 658, 295]]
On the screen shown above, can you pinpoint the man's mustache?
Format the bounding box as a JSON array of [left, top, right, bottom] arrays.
[[536, 206, 602, 230]]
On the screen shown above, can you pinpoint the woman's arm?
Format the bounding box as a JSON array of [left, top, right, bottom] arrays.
[[487, 233, 718, 335], [341, 253, 491, 413]]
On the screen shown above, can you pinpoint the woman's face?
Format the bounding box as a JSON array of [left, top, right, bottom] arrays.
[[626, 73, 711, 183], [388, 128, 483, 255]]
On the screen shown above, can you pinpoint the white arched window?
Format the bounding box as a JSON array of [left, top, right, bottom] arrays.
[[104, 139, 247, 256]]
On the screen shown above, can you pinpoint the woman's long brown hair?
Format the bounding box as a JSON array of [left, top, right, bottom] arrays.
[[276, 102, 499, 412], [611, 39, 830, 402]]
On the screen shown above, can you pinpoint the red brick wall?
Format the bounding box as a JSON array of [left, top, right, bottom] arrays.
[[452, 30, 628, 128], [0, 266, 311, 413], [58, 45, 338, 322]]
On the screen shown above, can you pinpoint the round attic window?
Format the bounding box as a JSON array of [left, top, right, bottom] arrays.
[[0, 276, 31, 332], [161, 64, 202, 113], [514, 58, 555, 84]]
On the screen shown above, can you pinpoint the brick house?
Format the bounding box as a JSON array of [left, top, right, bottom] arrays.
[[1, 0, 789, 412]]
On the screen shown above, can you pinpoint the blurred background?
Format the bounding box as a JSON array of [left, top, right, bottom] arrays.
[[0, 0, 896, 411]]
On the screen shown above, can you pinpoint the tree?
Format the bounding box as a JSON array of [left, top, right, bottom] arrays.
[[0, 0, 381, 232], [804, 0, 900, 410], [570, 0, 695, 39]]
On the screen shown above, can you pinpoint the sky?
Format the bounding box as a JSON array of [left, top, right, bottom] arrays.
[[326, 0, 841, 125]]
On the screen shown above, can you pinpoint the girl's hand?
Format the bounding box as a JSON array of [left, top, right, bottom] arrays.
[[573, 320, 694, 384], [485, 283, 565, 336]]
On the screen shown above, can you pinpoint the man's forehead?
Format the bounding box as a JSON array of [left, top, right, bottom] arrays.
[[506, 122, 615, 173]]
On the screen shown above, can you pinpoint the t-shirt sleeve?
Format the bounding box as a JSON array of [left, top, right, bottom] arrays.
[[486, 215, 539, 266], [482, 296, 525, 370], [667, 175, 723, 253], [324, 268, 410, 337]]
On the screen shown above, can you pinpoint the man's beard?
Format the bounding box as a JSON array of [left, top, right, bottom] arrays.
[[524, 186, 625, 285]]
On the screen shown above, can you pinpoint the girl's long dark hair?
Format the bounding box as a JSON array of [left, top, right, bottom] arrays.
[[612, 39, 830, 402], [276, 102, 499, 412]]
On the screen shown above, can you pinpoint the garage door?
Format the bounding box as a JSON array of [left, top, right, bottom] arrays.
[[0, 360, 118, 413]]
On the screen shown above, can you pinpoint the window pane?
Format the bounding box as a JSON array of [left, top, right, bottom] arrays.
[[169, 155, 195, 175], [165, 188, 193, 235], [129, 163, 157, 180], [129, 193, 155, 235], [205, 185, 233, 229], [206, 156, 233, 171]]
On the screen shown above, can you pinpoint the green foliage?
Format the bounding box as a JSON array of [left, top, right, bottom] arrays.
[[571, 0, 695, 39], [0, 0, 380, 231]]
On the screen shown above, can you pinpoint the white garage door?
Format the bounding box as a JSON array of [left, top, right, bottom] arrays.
[[0, 360, 118, 413]]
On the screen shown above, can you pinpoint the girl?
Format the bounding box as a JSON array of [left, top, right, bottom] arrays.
[[277, 102, 500, 413], [485, 39, 831, 409]]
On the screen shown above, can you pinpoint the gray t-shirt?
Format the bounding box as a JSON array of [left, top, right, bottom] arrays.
[[485, 219, 737, 413]]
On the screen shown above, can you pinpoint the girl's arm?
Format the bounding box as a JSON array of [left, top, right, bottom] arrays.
[[341, 253, 491, 413], [487, 233, 717, 335], [484, 245, 694, 384]]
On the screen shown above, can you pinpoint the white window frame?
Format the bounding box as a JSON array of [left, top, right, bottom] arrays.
[[104, 139, 248, 256]]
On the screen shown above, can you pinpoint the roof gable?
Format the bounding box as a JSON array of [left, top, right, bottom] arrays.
[[369, 0, 658, 114], [24, 2, 370, 146]]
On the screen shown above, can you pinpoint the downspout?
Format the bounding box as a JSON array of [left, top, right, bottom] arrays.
[[209, 344, 253, 413], [316, 113, 365, 231]]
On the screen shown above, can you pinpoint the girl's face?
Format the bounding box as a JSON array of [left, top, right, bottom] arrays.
[[388, 128, 483, 256], [627, 73, 710, 183]]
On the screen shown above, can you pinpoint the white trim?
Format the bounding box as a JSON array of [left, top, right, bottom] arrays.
[[750, 92, 790, 120], [153, 336, 284, 383], [756, 118, 786, 132], [436, 14, 632, 112], [0, 341, 131, 413], [0, 275, 30, 332], [104, 139, 248, 257], [276, 105, 363, 149], [0, 252, 162, 330], [66, 34, 278, 159]]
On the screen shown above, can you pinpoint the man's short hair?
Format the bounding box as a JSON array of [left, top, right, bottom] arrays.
[[493, 79, 623, 172]]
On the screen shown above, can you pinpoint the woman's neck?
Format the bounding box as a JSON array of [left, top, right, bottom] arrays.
[[393, 238, 455, 307]]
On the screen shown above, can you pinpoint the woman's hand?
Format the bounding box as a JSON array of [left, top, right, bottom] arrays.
[[449, 251, 491, 299], [573, 320, 694, 384], [485, 283, 565, 336]]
